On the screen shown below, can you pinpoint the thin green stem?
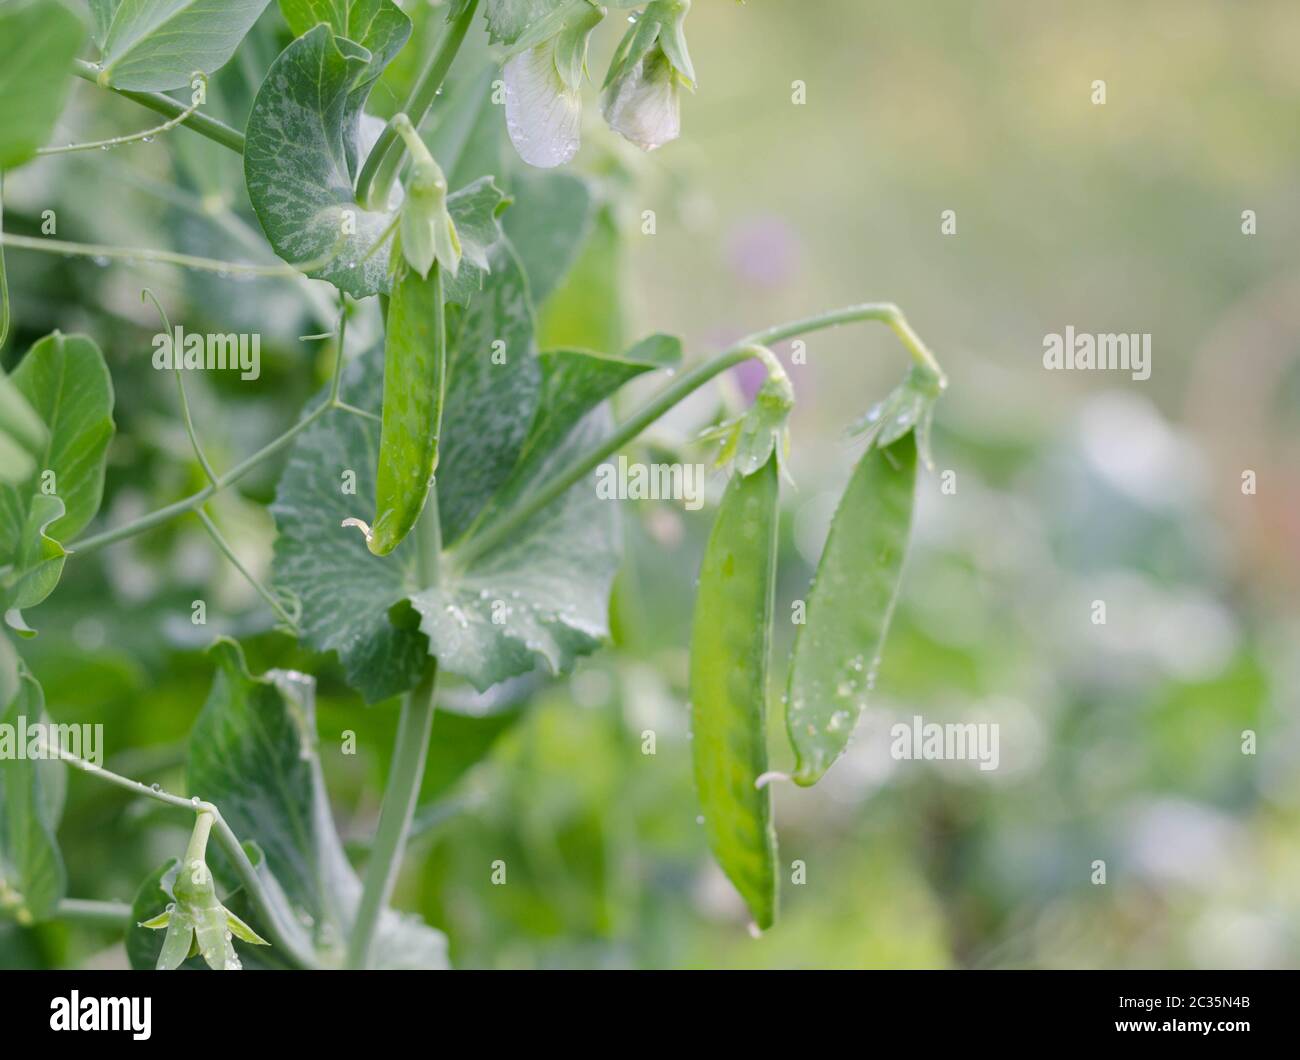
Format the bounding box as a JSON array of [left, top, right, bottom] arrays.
[[196, 507, 301, 633], [345, 660, 439, 969], [37, 98, 201, 155], [0, 232, 332, 278], [336, 401, 380, 422], [452, 303, 945, 565], [142, 289, 219, 487], [72, 60, 245, 154], [70, 402, 330, 555], [71, 308, 358, 556], [328, 301, 349, 405], [55, 898, 133, 928], [354, 0, 480, 210], [35, 742, 317, 967]]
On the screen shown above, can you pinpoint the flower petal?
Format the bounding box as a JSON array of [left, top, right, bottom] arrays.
[[504, 42, 582, 169], [602, 52, 681, 152]]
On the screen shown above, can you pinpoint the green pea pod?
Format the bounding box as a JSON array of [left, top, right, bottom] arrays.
[[689, 454, 779, 929], [369, 263, 446, 556], [786, 430, 917, 785]]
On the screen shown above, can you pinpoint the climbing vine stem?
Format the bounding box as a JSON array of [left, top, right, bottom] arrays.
[[452, 302, 945, 565]]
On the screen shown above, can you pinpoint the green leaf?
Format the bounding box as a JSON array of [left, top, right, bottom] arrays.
[[689, 455, 780, 930], [0, 334, 114, 628], [369, 264, 446, 556], [0, 670, 67, 924], [786, 430, 918, 786], [86, 1, 121, 49], [502, 170, 594, 306], [537, 203, 624, 353], [271, 352, 429, 704], [484, 0, 572, 46], [273, 247, 666, 695], [413, 339, 676, 691], [185, 640, 448, 967], [244, 23, 504, 300], [4, 495, 68, 634], [96, 0, 274, 91], [0, 0, 85, 170], [1, 333, 115, 542], [278, 0, 412, 164], [188, 641, 358, 946], [436, 244, 539, 543], [408, 405, 619, 691]]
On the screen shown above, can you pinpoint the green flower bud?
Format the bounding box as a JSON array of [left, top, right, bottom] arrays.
[[391, 114, 461, 278], [138, 809, 269, 971]]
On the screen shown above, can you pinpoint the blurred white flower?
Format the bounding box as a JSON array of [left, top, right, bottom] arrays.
[[504, 40, 584, 169], [602, 49, 681, 151], [502, 2, 605, 169], [601, 0, 695, 152]]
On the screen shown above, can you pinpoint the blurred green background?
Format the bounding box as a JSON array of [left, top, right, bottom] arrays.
[[3, 0, 1299, 969]]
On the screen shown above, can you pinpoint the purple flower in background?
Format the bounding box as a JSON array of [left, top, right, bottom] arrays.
[[726, 215, 802, 289]]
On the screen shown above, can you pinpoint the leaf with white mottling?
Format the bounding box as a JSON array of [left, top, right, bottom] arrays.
[[244, 23, 505, 300]]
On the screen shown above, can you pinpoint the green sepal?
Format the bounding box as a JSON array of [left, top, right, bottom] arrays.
[[701, 366, 795, 479], [603, 0, 694, 91], [847, 364, 944, 468]]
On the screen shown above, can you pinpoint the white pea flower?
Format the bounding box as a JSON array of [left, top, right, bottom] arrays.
[[601, 0, 695, 152], [503, 2, 606, 169]]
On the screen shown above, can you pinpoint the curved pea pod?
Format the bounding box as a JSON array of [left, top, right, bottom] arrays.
[[689, 454, 779, 929], [786, 429, 917, 786], [369, 263, 446, 556]]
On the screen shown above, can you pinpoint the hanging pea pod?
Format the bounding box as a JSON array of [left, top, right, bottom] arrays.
[[786, 429, 918, 786], [368, 263, 447, 556], [689, 454, 780, 930]]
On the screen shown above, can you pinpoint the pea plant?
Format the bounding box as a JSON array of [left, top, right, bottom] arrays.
[[0, 0, 946, 967]]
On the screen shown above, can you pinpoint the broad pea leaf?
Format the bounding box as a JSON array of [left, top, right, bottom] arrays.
[[277, 0, 412, 162], [244, 23, 505, 300], [0, 670, 66, 924], [0, 374, 48, 485], [272, 244, 676, 694], [538, 202, 625, 352], [271, 243, 537, 700], [185, 639, 449, 967], [0, 0, 85, 170], [502, 170, 593, 305], [436, 243, 540, 543], [87, 1, 120, 49], [270, 354, 428, 704], [96, 0, 273, 91], [3, 496, 67, 637], [0, 334, 115, 631], [412, 339, 678, 691]]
